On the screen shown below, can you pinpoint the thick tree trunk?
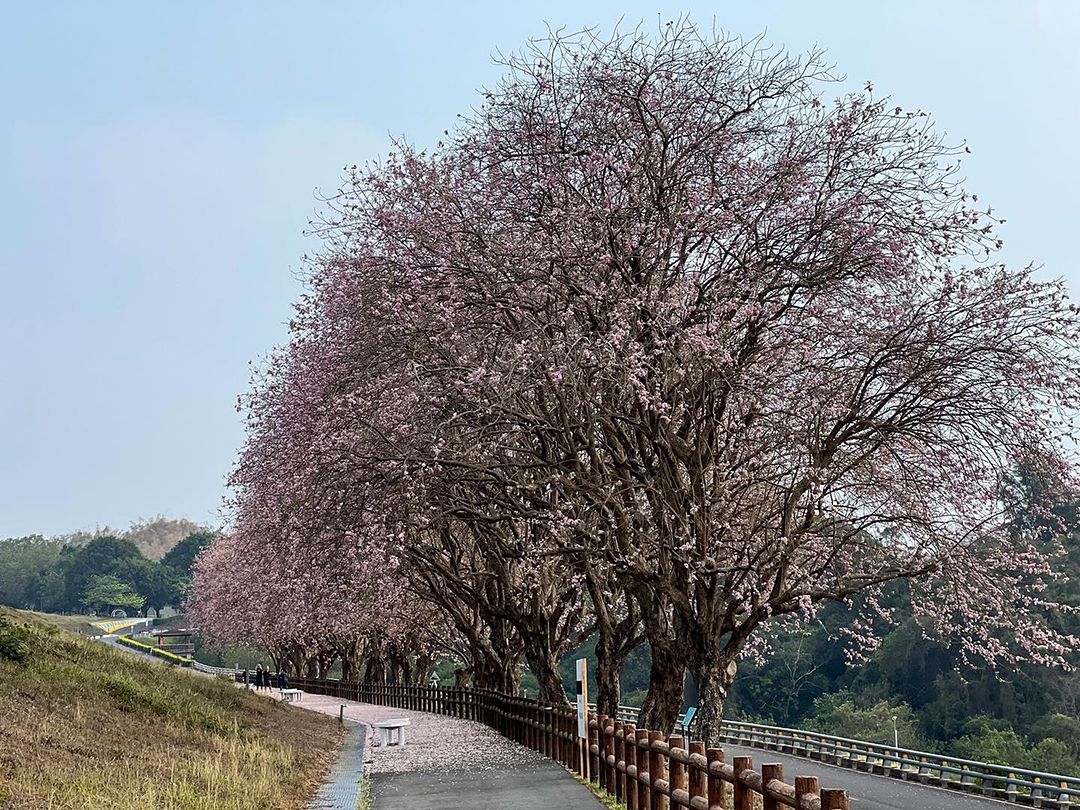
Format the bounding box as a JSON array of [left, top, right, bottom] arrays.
[[523, 645, 568, 705], [473, 647, 523, 694], [692, 656, 738, 748], [363, 653, 387, 683], [585, 573, 641, 717], [638, 640, 686, 735], [469, 635, 522, 693], [341, 655, 357, 683], [288, 646, 305, 677], [414, 651, 434, 684], [595, 631, 632, 717]]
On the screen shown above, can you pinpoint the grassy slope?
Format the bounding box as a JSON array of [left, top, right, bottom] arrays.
[[0, 608, 343, 809], [18, 611, 100, 636]]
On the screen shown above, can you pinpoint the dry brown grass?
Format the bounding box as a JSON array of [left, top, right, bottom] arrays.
[[0, 608, 342, 809]]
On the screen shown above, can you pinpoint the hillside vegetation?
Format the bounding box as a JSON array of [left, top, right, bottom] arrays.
[[0, 608, 341, 809], [0, 525, 215, 616]]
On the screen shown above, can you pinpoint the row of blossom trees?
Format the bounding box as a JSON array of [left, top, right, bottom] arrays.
[[189, 22, 1080, 746]]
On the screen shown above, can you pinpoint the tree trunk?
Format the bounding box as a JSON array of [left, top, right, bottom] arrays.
[[468, 617, 523, 693], [414, 651, 434, 684], [585, 572, 641, 717], [288, 646, 305, 677], [692, 656, 738, 748], [341, 653, 357, 683], [638, 640, 686, 735], [364, 653, 387, 683], [523, 644, 567, 705], [481, 648, 523, 694], [594, 631, 625, 717]]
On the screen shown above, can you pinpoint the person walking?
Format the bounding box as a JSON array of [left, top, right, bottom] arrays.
[[255, 662, 264, 691], [277, 669, 288, 693]]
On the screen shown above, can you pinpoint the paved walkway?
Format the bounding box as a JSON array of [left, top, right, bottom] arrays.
[[371, 763, 603, 809], [308, 720, 367, 810], [279, 691, 603, 810]]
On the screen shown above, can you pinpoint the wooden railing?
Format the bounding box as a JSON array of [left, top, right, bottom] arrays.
[[283, 678, 850, 809]]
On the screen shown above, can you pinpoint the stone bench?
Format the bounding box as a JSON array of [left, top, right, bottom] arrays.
[[373, 718, 411, 747], [280, 689, 303, 703]]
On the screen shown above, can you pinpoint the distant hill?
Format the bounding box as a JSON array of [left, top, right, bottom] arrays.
[[121, 517, 210, 560], [56, 516, 212, 560]]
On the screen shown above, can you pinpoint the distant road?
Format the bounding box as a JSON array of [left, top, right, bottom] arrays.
[[721, 742, 1009, 810]]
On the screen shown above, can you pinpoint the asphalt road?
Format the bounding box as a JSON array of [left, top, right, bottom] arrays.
[[721, 742, 1011, 810]]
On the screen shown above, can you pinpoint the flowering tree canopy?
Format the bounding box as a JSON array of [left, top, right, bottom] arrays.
[[190, 22, 1080, 745]]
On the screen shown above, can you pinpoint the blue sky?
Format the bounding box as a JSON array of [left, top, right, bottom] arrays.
[[2, 2, 1078, 538]]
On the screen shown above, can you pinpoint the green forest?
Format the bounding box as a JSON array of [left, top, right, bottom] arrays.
[[0, 525, 214, 617]]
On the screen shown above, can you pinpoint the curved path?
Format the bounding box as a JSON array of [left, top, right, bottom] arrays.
[[287, 691, 603, 810], [721, 742, 1011, 810]]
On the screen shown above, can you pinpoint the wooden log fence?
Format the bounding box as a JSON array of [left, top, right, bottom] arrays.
[[280, 677, 850, 809]]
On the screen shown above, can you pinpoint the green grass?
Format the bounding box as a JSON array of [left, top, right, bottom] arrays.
[[0, 607, 343, 809], [357, 777, 373, 810]]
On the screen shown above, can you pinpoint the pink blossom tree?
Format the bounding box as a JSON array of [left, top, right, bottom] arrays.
[[311, 23, 1080, 739], [193, 21, 1080, 746]]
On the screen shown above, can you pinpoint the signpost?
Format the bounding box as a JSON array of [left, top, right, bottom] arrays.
[[576, 658, 589, 779]]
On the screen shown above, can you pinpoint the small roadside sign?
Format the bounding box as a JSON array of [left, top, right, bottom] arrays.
[[576, 658, 588, 739]]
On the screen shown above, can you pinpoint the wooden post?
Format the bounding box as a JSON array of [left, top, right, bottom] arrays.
[[688, 741, 706, 803], [821, 789, 849, 810], [589, 717, 601, 786], [614, 721, 625, 802], [649, 730, 664, 810], [604, 717, 615, 791], [606, 718, 616, 792], [706, 748, 724, 809], [544, 707, 552, 761], [561, 712, 570, 768], [733, 755, 753, 810], [761, 763, 783, 810], [637, 729, 651, 810], [624, 723, 637, 810], [669, 734, 687, 806], [794, 776, 820, 810]]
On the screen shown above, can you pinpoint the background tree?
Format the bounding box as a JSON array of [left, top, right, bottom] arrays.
[[161, 530, 216, 578], [81, 575, 144, 615]]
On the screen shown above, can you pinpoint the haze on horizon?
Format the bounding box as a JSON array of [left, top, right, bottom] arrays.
[[2, 1, 1077, 538]]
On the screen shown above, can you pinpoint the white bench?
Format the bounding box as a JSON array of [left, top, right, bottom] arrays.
[[373, 718, 411, 747], [280, 689, 303, 703]]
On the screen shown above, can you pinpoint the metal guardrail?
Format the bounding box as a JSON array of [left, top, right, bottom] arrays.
[[191, 660, 240, 676], [91, 617, 153, 634], [596, 705, 1079, 808]]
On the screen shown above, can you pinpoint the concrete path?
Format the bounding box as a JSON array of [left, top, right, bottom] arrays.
[[371, 762, 603, 809], [721, 742, 1012, 810], [308, 720, 368, 810], [280, 691, 603, 810]]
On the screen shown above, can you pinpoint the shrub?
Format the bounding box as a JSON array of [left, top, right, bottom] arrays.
[[806, 690, 927, 750], [0, 615, 30, 665], [950, 716, 1080, 776]]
